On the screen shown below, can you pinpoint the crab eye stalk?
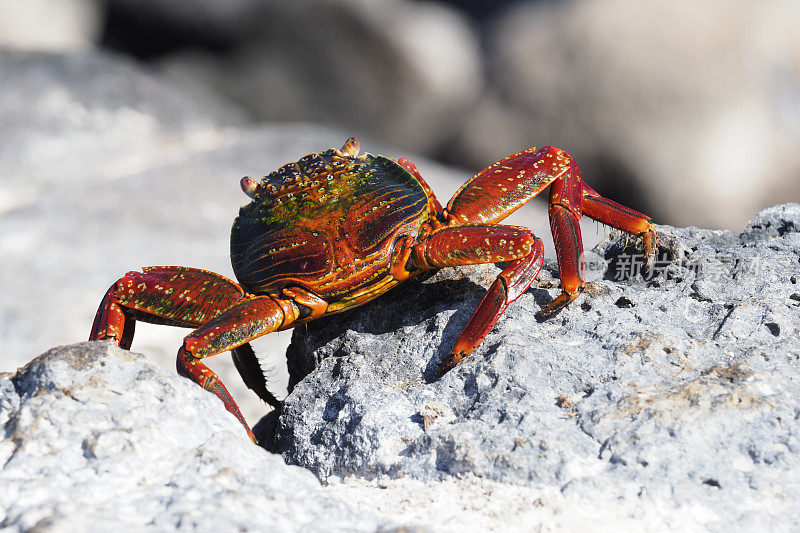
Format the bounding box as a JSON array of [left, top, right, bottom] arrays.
[[240, 176, 260, 199], [340, 137, 360, 157]]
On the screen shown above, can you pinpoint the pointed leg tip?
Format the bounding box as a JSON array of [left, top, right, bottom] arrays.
[[435, 353, 462, 378], [644, 254, 656, 273], [434, 363, 451, 379], [535, 306, 563, 322], [641, 229, 658, 275], [536, 291, 577, 321]]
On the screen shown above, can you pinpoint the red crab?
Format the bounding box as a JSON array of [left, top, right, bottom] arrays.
[[90, 137, 656, 441]]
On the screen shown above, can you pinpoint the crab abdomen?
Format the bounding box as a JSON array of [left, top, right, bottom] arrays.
[[230, 151, 429, 307]]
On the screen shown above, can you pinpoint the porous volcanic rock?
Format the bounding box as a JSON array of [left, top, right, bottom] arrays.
[[0, 342, 388, 531], [277, 204, 800, 530]]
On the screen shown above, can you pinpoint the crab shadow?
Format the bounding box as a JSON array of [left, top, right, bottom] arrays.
[[285, 273, 476, 380], [285, 266, 558, 389], [256, 266, 558, 449]]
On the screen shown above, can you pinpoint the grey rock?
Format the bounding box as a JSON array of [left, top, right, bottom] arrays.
[[0, 342, 388, 531], [464, 0, 800, 230], [278, 204, 800, 529]]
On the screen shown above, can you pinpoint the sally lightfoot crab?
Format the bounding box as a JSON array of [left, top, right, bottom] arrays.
[[90, 137, 656, 441]]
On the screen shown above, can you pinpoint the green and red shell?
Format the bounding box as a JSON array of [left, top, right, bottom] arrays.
[[230, 149, 430, 309]]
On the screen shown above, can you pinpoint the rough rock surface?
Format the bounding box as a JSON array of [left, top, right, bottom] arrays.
[[278, 204, 800, 530], [0, 342, 387, 531]]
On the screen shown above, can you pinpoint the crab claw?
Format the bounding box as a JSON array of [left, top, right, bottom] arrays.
[[340, 137, 360, 157], [240, 176, 260, 199]]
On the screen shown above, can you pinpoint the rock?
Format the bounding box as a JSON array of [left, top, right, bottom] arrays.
[[159, 0, 483, 155], [0, 342, 388, 531], [0, 0, 100, 51], [463, 0, 800, 230], [277, 204, 800, 529], [2, 343, 661, 531], [0, 49, 245, 213]]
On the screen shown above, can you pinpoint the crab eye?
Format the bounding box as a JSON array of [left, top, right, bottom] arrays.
[[340, 137, 360, 157], [240, 176, 260, 198]]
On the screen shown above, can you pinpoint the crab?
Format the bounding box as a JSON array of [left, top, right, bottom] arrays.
[[90, 137, 656, 441]]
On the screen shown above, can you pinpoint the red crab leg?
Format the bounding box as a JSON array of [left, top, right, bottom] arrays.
[[91, 282, 136, 348], [89, 266, 296, 441], [226, 285, 329, 411], [444, 147, 645, 320], [444, 146, 584, 319], [401, 225, 545, 374], [443, 146, 584, 316], [537, 151, 586, 319], [442, 240, 544, 375], [581, 183, 657, 266], [446, 146, 567, 225], [90, 266, 247, 345], [177, 295, 294, 440]]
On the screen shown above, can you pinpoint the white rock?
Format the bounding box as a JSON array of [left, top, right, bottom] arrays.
[[0, 342, 387, 531]]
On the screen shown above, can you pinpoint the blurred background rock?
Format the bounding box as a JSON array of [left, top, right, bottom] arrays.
[[2, 0, 799, 420], [4, 0, 797, 228]]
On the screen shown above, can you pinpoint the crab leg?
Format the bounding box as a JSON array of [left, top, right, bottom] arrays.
[[397, 157, 444, 214], [581, 183, 657, 266], [446, 146, 567, 225], [537, 152, 586, 319], [90, 266, 248, 345], [441, 240, 545, 375], [89, 266, 299, 441], [443, 146, 654, 322], [399, 225, 545, 374], [444, 146, 585, 318], [91, 282, 137, 349], [231, 343, 280, 411], [178, 286, 330, 428], [177, 295, 293, 440]]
